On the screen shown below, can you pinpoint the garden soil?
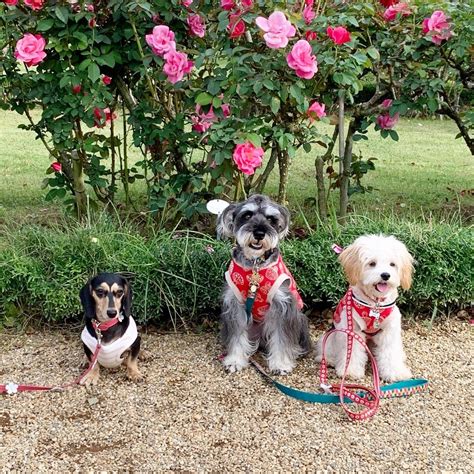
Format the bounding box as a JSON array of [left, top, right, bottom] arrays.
[[0, 319, 471, 472]]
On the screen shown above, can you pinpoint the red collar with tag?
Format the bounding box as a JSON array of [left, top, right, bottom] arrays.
[[333, 289, 395, 335]]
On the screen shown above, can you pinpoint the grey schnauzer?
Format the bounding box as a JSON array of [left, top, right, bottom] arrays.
[[217, 194, 312, 375]]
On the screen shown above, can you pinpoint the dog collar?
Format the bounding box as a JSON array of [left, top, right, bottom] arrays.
[[92, 314, 124, 333], [352, 293, 397, 309]]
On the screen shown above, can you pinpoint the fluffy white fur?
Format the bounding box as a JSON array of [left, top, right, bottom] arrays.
[[315, 234, 414, 382]]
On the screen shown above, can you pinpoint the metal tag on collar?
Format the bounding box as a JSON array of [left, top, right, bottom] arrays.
[[369, 305, 381, 328]]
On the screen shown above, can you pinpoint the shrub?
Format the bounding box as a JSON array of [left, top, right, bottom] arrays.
[[0, 217, 472, 328]]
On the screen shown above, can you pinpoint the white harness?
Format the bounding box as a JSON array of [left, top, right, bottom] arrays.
[[81, 316, 138, 368]]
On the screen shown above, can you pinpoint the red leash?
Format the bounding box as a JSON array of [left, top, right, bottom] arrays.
[[0, 321, 110, 395], [319, 289, 381, 421]]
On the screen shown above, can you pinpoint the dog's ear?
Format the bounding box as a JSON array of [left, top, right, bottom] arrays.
[[79, 282, 95, 319], [398, 243, 414, 290], [216, 203, 236, 239], [276, 204, 290, 238], [121, 280, 132, 318], [338, 244, 362, 286]]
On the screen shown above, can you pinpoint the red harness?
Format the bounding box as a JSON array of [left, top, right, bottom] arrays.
[[225, 255, 303, 321], [333, 289, 395, 335]]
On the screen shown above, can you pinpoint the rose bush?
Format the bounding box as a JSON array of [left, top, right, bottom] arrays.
[[0, 0, 471, 225]]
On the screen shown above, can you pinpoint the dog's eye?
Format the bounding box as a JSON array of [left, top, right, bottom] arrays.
[[369, 261, 376, 267], [95, 289, 106, 298], [243, 212, 252, 220], [266, 216, 276, 224], [390, 262, 396, 267], [116, 290, 124, 297]]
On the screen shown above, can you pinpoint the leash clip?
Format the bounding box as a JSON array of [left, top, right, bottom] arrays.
[[320, 383, 333, 395]]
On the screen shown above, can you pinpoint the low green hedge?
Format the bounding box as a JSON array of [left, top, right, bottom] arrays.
[[0, 218, 472, 326]]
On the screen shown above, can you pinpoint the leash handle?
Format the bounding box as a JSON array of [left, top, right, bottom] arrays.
[[1, 342, 102, 395]]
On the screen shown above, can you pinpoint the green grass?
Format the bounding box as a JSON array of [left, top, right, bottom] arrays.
[[0, 109, 472, 225]]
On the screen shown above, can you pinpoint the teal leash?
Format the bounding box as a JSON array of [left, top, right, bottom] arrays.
[[250, 358, 428, 404]]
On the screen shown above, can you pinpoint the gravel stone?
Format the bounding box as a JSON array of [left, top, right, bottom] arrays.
[[0, 320, 471, 472]]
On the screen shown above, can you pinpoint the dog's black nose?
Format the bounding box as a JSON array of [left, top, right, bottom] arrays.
[[253, 230, 265, 241], [107, 308, 118, 317], [380, 272, 390, 281]]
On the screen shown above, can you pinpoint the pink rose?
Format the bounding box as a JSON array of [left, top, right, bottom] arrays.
[[383, 3, 410, 22], [86, 4, 94, 12], [146, 25, 176, 57], [303, 6, 316, 25], [88, 18, 96, 28], [50, 162, 62, 173], [14, 33, 47, 67], [228, 14, 246, 39], [182, 0, 193, 7], [307, 101, 326, 121], [305, 31, 318, 41], [163, 50, 194, 84], [24, 0, 43, 10], [221, 103, 231, 118], [287, 40, 318, 79], [102, 75, 112, 85], [187, 14, 206, 38], [233, 142, 264, 175], [229, 19, 245, 38], [255, 11, 296, 49], [3, 0, 18, 6], [376, 112, 399, 130], [380, 0, 398, 6], [192, 105, 217, 133], [72, 84, 82, 94], [241, 0, 253, 10], [221, 0, 235, 10], [93, 107, 117, 127], [422, 10, 452, 45], [381, 99, 393, 109], [327, 26, 351, 45]]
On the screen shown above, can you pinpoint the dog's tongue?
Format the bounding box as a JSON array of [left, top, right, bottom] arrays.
[[376, 282, 389, 293]]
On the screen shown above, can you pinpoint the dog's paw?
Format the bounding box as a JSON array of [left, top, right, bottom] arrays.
[[222, 354, 249, 373], [138, 349, 152, 361], [127, 368, 144, 383], [80, 368, 100, 386], [380, 365, 412, 382], [268, 358, 295, 376], [336, 364, 365, 380]]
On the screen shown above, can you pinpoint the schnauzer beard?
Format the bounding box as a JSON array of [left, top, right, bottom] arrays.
[[235, 228, 279, 260]]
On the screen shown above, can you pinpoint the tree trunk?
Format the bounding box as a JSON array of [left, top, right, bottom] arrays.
[[277, 148, 291, 204], [71, 150, 87, 221], [339, 120, 356, 223], [315, 125, 338, 221], [254, 143, 278, 193]]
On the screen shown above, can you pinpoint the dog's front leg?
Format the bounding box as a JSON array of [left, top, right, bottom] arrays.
[[372, 310, 412, 382], [220, 286, 255, 373], [263, 289, 310, 375]]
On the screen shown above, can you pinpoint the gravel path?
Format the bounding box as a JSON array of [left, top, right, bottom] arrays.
[[0, 320, 472, 472]]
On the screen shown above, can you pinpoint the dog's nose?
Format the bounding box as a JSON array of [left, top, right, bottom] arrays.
[[107, 308, 118, 318], [380, 272, 390, 281], [253, 230, 265, 241]]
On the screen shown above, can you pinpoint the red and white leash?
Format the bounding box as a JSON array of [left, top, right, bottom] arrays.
[[0, 318, 117, 395], [318, 288, 382, 421]]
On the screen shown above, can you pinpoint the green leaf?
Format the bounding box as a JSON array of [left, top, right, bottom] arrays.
[[87, 63, 100, 83], [366, 46, 379, 60], [303, 143, 311, 153], [195, 92, 213, 106], [78, 59, 91, 71], [427, 98, 438, 113], [55, 6, 69, 24], [289, 84, 303, 103], [263, 79, 275, 90], [212, 96, 222, 108], [36, 19, 55, 32], [270, 97, 280, 115], [389, 130, 399, 142], [247, 133, 261, 147], [253, 82, 263, 95], [59, 76, 70, 88]]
